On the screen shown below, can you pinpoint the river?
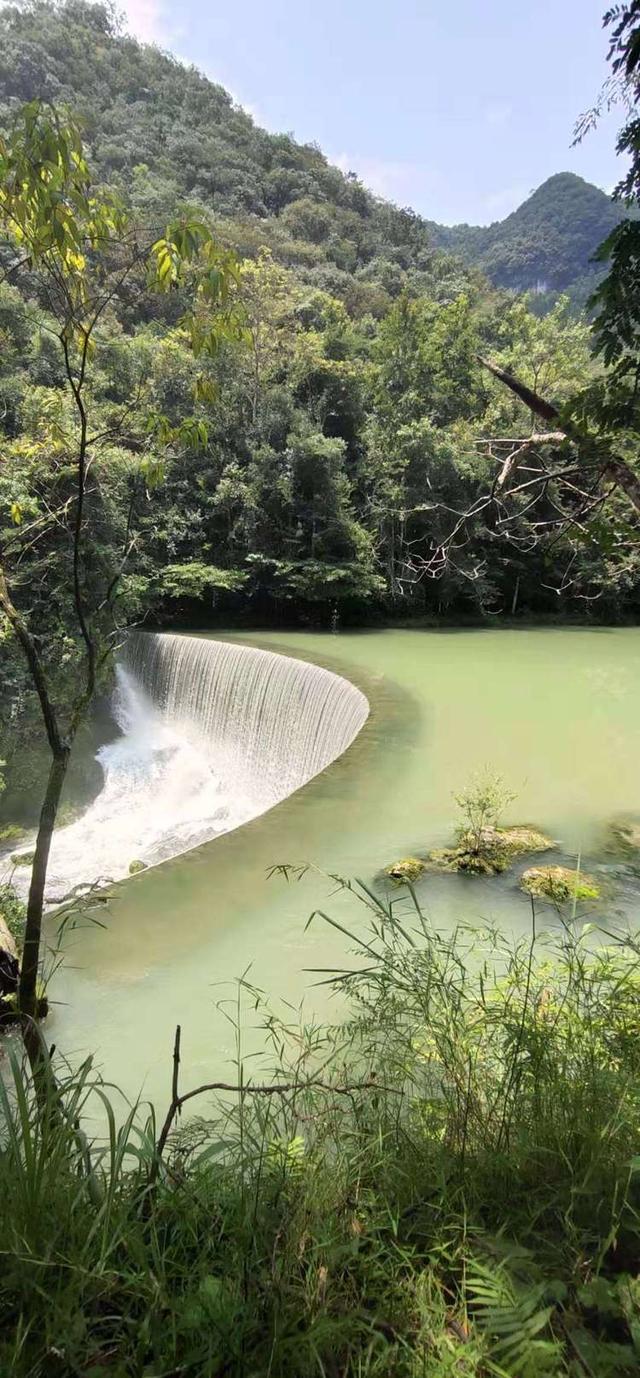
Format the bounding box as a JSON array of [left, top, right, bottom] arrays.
[[38, 626, 640, 1107]]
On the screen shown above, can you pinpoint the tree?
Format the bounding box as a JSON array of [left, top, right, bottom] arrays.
[[236, 248, 298, 425], [0, 101, 239, 1058], [411, 6, 640, 603]]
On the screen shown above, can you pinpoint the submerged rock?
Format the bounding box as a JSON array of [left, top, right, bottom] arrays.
[[0, 823, 27, 845], [10, 849, 35, 867], [128, 859, 147, 875], [427, 825, 554, 876], [521, 865, 600, 903], [604, 816, 640, 862], [384, 857, 426, 884]]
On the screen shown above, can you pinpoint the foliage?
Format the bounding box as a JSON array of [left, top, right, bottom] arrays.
[[573, 3, 640, 438], [0, 1, 637, 663], [0, 882, 25, 950], [3, 890, 640, 1374], [430, 172, 629, 306], [454, 770, 517, 854], [159, 562, 248, 599]]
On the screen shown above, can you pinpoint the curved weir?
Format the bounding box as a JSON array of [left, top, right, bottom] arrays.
[[126, 632, 369, 807], [24, 632, 369, 898], [31, 626, 640, 1106]]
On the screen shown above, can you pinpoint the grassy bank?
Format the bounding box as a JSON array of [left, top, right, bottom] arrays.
[[2, 881, 640, 1376]]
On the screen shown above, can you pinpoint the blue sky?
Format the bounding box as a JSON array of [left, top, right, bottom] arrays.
[[119, 0, 624, 225]]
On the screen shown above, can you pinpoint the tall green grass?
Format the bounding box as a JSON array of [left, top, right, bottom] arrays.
[[2, 880, 640, 1375]]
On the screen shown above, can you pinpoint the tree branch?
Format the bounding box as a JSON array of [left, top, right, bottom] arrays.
[[152, 1025, 395, 1177], [0, 562, 65, 756], [478, 354, 640, 514]]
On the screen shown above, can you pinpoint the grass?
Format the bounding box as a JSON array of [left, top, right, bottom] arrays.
[[2, 878, 640, 1375]]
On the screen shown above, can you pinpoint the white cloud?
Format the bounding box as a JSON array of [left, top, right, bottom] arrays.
[[117, 0, 169, 44], [223, 87, 269, 127], [117, 4, 270, 126], [479, 182, 532, 221], [330, 151, 428, 204]]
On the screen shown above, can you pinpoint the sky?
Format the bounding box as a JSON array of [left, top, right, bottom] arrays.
[[115, 0, 624, 226]]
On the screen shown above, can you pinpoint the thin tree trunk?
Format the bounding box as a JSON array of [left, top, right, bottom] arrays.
[[19, 750, 69, 1029], [0, 564, 69, 1039]]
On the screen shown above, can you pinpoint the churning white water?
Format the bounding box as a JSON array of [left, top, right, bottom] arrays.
[[9, 633, 369, 900]]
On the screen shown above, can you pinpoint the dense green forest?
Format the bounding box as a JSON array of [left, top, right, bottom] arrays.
[[3, 4, 640, 1375], [0, 1, 625, 307], [0, 0, 637, 657], [0, 0, 634, 655], [0, 0, 639, 793], [430, 172, 630, 310]]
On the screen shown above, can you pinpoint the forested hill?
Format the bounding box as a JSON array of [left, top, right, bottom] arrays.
[[0, 0, 476, 314], [429, 174, 629, 310], [0, 0, 623, 310], [2, 0, 638, 650]]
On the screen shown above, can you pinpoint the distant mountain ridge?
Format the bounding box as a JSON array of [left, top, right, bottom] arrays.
[[428, 174, 628, 308], [0, 1, 629, 312]]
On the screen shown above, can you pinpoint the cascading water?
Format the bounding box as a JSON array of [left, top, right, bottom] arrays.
[[8, 632, 369, 900]]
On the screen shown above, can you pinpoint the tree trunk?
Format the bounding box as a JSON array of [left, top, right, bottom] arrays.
[[18, 749, 70, 1029]]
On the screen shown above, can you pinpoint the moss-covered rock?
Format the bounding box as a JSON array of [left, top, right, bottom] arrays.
[[427, 825, 554, 876], [0, 823, 27, 845], [604, 816, 640, 861], [521, 866, 600, 903], [128, 858, 147, 875], [384, 857, 426, 884], [11, 849, 35, 867], [427, 846, 496, 875]]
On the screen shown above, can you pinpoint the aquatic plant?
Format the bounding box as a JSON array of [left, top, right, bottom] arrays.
[[0, 884, 26, 952], [0, 823, 26, 844], [454, 770, 517, 852], [429, 824, 554, 875], [425, 773, 554, 874]]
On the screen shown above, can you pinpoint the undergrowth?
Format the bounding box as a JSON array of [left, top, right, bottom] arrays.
[[2, 879, 640, 1375]]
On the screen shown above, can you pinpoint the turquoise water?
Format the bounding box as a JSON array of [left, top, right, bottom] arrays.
[[45, 627, 640, 1106]]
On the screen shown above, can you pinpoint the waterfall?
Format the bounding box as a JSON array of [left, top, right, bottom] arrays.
[[8, 633, 369, 899], [125, 632, 369, 807]]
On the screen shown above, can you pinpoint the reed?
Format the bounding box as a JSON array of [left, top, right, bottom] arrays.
[[2, 881, 640, 1375]]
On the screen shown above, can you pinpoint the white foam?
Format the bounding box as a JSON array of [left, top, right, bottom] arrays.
[[8, 634, 368, 900]]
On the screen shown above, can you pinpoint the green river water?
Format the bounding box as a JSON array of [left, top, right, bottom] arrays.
[[46, 626, 640, 1107]]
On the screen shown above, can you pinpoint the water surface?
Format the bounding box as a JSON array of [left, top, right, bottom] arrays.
[[45, 627, 640, 1105]]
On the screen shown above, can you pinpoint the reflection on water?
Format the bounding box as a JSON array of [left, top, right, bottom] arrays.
[[27, 627, 640, 1105]]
